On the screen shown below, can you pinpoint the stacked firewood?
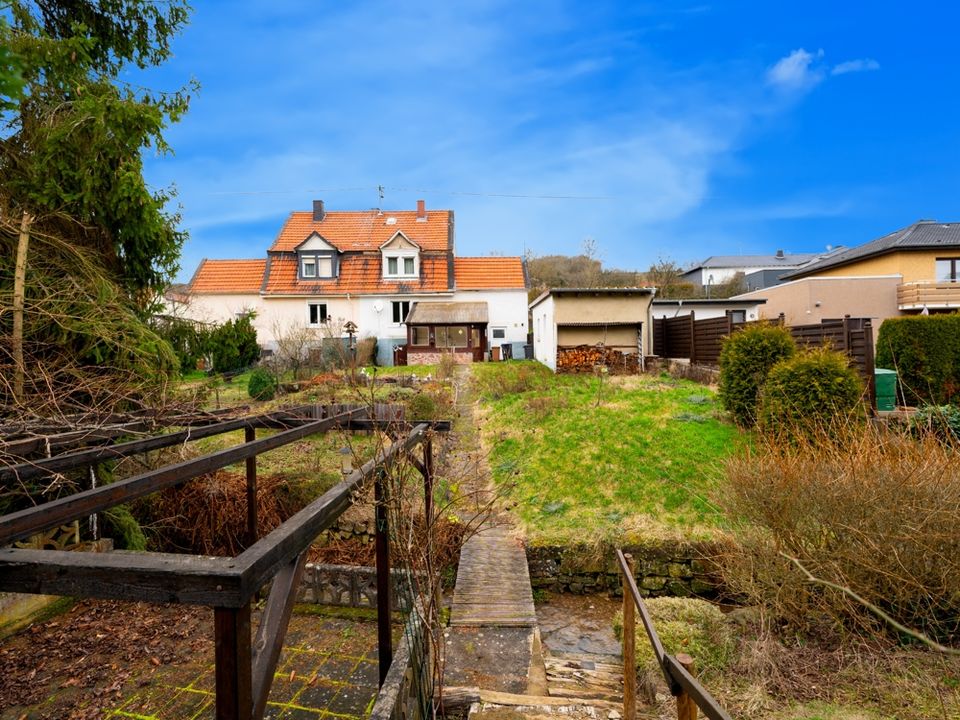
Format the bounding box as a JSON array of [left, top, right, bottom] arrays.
[[556, 345, 640, 374]]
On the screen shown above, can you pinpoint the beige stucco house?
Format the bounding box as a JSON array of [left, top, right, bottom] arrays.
[[735, 220, 960, 332], [530, 288, 656, 372]]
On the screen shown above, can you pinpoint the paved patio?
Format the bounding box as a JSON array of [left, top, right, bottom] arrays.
[[105, 613, 386, 720]]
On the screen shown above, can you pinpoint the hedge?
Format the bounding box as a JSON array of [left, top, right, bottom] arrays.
[[718, 324, 796, 427], [876, 314, 960, 405]]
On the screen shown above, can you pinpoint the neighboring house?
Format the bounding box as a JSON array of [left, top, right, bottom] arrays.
[[682, 248, 843, 292], [530, 288, 656, 372], [651, 298, 767, 323], [184, 200, 528, 365], [778, 220, 960, 314], [734, 220, 960, 335]]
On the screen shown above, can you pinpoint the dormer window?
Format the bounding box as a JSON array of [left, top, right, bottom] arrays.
[[380, 231, 420, 279], [301, 255, 333, 278], [296, 232, 338, 280]]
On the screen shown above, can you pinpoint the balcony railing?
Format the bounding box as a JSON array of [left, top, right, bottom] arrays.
[[897, 281, 960, 310]]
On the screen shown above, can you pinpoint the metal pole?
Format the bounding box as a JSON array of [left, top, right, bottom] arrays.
[[374, 468, 393, 685]]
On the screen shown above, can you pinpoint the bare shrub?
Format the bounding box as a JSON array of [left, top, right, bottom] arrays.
[[435, 350, 457, 380], [718, 422, 960, 643]]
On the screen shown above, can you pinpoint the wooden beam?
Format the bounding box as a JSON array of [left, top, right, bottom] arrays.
[[375, 468, 393, 685], [251, 550, 308, 719], [0, 410, 363, 545], [215, 604, 253, 720], [245, 426, 258, 546], [235, 424, 428, 601], [0, 548, 242, 606], [0, 407, 316, 483]]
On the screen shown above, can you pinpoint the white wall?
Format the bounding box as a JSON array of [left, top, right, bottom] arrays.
[[184, 287, 529, 364], [650, 301, 765, 321], [531, 295, 557, 371], [457, 289, 529, 345]]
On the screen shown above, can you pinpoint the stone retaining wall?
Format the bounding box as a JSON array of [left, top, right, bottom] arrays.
[[526, 542, 720, 598]]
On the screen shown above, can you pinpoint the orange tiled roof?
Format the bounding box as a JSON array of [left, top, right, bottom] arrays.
[[262, 254, 451, 295], [270, 210, 452, 252], [454, 257, 526, 289], [189, 259, 266, 294]]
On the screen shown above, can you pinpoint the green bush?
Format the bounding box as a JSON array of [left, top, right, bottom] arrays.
[[912, 403, 960, 443], [152, 316, 212, 373], [247, 368, 277, 401], [718, 324, 796, 427], [407, 392, 438, 421], [759, 347, 865, 438], [210, 315, 260, 373], [614, 597, 736, 679], [876, 314, 960, 405]]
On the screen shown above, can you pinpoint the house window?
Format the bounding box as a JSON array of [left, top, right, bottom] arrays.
[[412, 326, 430, 346], [300, 253, 334, 279], [936, 258, 960, 282], [307, 302, 328, 326], [436, 326, 468, 348], [384, 253, 418, 278], [392, 301, 411, 324], [491, 327, 506, 340]]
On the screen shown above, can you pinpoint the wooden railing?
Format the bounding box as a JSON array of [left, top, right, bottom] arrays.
[[617, 550, 733, 720], [0, 405, 448, 720], [897, 281, 960, 309]]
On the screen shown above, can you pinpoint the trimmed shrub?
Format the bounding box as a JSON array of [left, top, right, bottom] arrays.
[[247, 368, 278, 401], [718, 324, 796, 427], [407, 392, 439, 421], [876, 314, 960, 405], [759, 347, 865, 439]]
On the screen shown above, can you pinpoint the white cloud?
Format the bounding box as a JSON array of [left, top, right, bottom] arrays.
[[832, 58, 880, 76], [766, 48, 825, 93]]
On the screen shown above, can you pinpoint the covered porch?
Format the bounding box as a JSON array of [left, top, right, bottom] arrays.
[[403, 302, 488, 364]]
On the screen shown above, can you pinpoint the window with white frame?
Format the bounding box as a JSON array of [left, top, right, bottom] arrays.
[[307, 302, 328, 326], [491, 327, 506, 340], [392, 300, 412, 324], [383, 253, 418, 278]]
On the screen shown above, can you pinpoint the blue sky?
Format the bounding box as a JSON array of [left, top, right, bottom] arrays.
[[137, 1, 960, 281]]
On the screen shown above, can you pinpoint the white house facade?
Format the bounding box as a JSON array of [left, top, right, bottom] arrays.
[[182, 201, 529, 365]]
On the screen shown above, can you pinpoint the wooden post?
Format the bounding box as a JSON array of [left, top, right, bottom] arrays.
[[12, 211, 33, 404], [675, 653, 697, 720], [622, 553, 636, 720], [214, 604, 253, 720], [688, 311, 696, 364], [374, 468, 393, 685], [423, 438, 434, 524], [245, 427, 257, 545]]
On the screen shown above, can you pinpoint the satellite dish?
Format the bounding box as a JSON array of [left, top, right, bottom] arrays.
[[373, 302, 383, 313]]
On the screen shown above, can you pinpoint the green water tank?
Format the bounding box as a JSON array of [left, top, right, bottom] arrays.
[[875, 368, 897, 411]]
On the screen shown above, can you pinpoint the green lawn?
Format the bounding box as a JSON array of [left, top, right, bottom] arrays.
[[473, 361, 746, 545]]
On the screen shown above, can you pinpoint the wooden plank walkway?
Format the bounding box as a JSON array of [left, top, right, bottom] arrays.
[[450, 524, 536, 627]]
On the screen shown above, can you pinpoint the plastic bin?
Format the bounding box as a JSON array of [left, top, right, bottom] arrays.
[[523, 344, 533, 360], [875, 368, 897, 411], [501, 343, 513, 360]]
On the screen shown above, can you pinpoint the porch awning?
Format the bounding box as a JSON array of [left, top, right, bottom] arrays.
[[406, 302, 489, 324]]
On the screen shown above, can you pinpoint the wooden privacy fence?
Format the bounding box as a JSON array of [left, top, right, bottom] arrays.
[[618, 550, 733, 720], [653, 313, 876, 406], [0, 405, 449, 720]]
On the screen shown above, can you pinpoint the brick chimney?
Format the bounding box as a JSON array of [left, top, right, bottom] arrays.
[[313, 199, 325, 222], [416, 199, 426, 220]]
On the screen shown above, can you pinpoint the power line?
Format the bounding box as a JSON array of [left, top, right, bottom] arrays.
[[204, 185, 616, 201]]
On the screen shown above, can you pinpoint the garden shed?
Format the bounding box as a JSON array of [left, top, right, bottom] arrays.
[[404, 301, 489, 363], [530, 288, 656, 372]]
